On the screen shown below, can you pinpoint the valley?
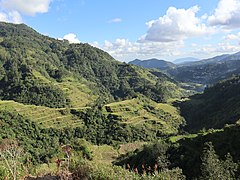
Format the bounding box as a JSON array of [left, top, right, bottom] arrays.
[[0, 22, 240, 180]]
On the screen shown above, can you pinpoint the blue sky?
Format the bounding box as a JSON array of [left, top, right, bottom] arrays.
[[1, 0, 240, 62]]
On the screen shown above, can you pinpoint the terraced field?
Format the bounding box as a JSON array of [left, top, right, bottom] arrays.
[[56, 80, 97, 108], [103, 98, 184, 135], [0, 100, 84, 129], [32, 70, 97, 108]]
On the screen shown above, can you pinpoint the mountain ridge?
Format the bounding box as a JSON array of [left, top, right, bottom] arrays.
[[173, 57, 200, 64], [0, 22, 189, 108], [129, 58, 176, 70]]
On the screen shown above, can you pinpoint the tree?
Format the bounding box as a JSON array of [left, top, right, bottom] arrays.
[[62, 145, 72, 172], [199, 142, 225, 180], [0, 139, 23, 180], [222, 153, 238, 179]]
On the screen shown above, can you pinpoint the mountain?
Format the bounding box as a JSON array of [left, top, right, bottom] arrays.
[[178, 75, 240, 132], [173, 57, 200, 64], [115, 75, 240, 179], [129, 58, 176, 70], [0, 22, 195, 179], [0, 22, 190, 108], [1, 22, 240, 180], [167, 52, 240, 84], [0, 21, 190, 152]]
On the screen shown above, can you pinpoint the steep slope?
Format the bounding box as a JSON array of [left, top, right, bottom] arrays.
[[178, 76, 240, 132], [129, 58, 176, 70], [0, 22, 188, 108], [115, 125, 240, 179], [103, 97, 184, 136], [0, 22, 191, 146], [0, 100, 84, 129]]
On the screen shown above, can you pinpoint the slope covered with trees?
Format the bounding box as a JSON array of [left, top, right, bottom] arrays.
[[0, 22, 188, 108], [178, 76, 240, 132], [0, 22, 192, 179], [116, 125, 240, 179], [1, 22, 240, 179]]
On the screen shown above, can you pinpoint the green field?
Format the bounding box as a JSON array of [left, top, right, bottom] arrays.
[[103, 98, 184, 135], [0, 100, 84, 129]]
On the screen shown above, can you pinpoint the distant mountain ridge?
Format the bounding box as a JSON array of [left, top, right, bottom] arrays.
[[167, 51, 240, 84], [129, 58, 176, 70], [173, 57, 200, 64]]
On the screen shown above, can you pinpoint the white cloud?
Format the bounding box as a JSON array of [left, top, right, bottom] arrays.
[[191, 42, 240, 58], [225, 33, 240, 40], [140, 6, 214, 42], [208, 0, 240, 28], [108, 18, 122, 23], [0, 0, 52, 16], [94, 34, 240, 62], [0, 0, 52, 23], [62, 33, 81, 44], [0, 11, 22, 23], [224, 32, 240, 45], [94, 38, 184, 61]]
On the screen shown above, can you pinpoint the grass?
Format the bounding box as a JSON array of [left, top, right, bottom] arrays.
[[56, 80, 97, 108], [103, 97, 184, 135], [0, 100, 84, 129], [157, 103, 180, 117], [32, 70, 97, 108], [169, 128, 224, 143], [32, 70, 52, 84], [91, 145, 118, 164], [169, 134, 198, 143]]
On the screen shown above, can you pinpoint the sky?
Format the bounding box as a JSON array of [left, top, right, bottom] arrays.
[[1, 0, 240, 62]]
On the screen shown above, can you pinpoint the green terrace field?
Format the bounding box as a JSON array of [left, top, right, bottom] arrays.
[[0, 100, 84, 129], [103, 98, 184, 135], [32, 70, 97, 108], [56, 80, 97, 108]]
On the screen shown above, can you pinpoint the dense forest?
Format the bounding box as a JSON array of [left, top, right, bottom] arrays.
[[1, 22, 240, 179]]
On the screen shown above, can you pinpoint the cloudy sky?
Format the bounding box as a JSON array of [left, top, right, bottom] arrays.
[[1, 0, 240, 62]]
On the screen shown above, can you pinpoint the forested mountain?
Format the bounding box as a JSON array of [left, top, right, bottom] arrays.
[[129, 58, 176, 71], [167, 52, 240, 84], [129, 53, 240, 87], [1, 22, 240, 179], [0, 22, 188, 108], [178, 75, 240, 132], [0, 22, 191, 179]]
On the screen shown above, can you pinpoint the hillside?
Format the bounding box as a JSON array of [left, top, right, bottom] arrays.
[[103, 97, 184, 136], [177, 76, 240, 132], [167, 52, 240, 85], [2, 22, 240, 179], [0, 22, 194, 145], [0, 22, 189, 108], [129, 58, 176, 71], [114, 74, 240, 179], [115, 124, 240, 179]]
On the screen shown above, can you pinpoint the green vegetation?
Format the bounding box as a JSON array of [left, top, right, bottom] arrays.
[[115, 125, 240, 179], [178, 76, 240, 132], [0, 22, 188, 109], [167, 54, 240, 85], [103, 97, 184, 135], [1, 22, 240, 179], [0, 100, 84, 129]]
